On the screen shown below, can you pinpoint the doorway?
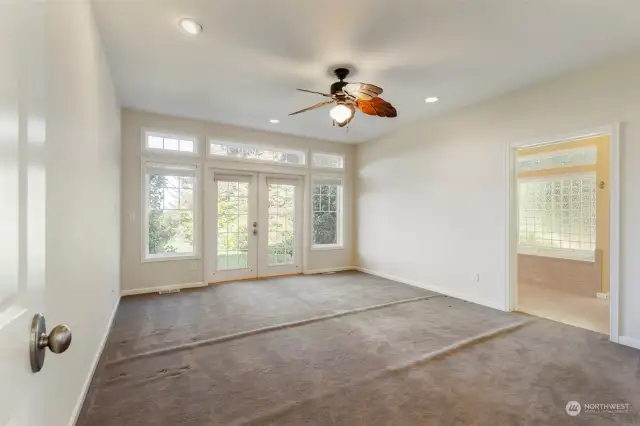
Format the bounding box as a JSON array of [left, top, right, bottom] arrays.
[[507, 126, 620, 339], [208, 171, 304, 283]]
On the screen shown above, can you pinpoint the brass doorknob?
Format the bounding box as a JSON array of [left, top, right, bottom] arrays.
[[30, 314, 73, 373]]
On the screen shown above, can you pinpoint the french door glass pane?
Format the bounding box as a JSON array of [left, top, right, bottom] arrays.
[[217, 181, 250, 270], [267, 183, 295, 266]]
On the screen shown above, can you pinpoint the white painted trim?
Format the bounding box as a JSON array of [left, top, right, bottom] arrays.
[[506, 123, 621, 343], [304, 266, 355, 275], [141, 128, 201, 157], [357, 267, 505, 311], [121, 281, 207, 297], [310, 244, 345, 251], [618, 336, 640, 351], [68, 297, 120, 426]]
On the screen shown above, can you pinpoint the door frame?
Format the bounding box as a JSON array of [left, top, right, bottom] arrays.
[[505, 123, 621, 342], [204, 163, 307, 283]]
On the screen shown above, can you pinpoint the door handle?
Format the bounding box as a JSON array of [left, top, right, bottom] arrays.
[[253, 229, 258, 235], [30, 313, 72, 373], [253, 222, 258, 235]]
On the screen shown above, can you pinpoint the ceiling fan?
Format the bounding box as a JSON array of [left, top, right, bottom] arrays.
[[289, 68, 397, 127]]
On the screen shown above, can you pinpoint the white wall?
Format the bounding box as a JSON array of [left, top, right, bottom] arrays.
[[121, 109, 356, 293], [357, 53, 640, 345], [44, 1, 121, 425]]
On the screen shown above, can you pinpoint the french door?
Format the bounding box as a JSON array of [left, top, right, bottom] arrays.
[[209, 171, 303, 282]]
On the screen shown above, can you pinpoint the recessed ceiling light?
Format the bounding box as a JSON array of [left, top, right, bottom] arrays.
[[425, 97, 439, 103], [178, 18, 202, 35], [270, 119, 280, 124]]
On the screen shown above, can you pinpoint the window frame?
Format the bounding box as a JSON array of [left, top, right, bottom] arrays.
[[141, 160, 201, 262], [207, 139, 307, 167], [142, 129, 200, 157], [311, 151, 346, 170], [310, 177, 344, 250]]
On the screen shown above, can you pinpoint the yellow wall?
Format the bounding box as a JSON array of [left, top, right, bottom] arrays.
[[517, 135, 610, 293]]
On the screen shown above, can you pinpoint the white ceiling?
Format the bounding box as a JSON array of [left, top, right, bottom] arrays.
[[91, 0, 640, 143]]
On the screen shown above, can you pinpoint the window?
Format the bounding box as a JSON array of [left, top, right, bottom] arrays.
[[518, 173, 596, 260], [518, 146, 596, 172], [145, 131, 197, 154], [209, 140, 306, 165], [267, 178, 297, 265], [312, 178, 342, 248], [312, 152, 344, 169], [144, 163, 198, 260]]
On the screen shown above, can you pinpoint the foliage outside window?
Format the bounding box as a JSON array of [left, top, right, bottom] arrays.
[[145, 164, 196, 259], [312, 152, 344, 169], [146, 131, 197, 154], [267, 182, 296, 265], [312, 180, 342, 247], [216, 180, 250, 270], [209, 141, 305, 165]]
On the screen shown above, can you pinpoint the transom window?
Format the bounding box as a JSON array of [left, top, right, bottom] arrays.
[[518, 173, 596, 259], [312, 152, 344, 169], [145, 131, 197, 154], [209, 140, 306, 165], [312, 178, 342, 248], [144, 163, 197, 260]]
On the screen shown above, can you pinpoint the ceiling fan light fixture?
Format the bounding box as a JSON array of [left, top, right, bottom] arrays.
[[329, 104, 353, 124], [178, 18, 202, 35]]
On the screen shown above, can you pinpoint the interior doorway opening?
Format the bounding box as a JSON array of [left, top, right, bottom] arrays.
[[508, 128, 619, 337]]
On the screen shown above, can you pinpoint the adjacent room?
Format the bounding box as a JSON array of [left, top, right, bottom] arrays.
[[2, 1, 640, 425]]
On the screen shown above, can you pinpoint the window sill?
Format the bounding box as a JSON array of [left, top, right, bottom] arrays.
[[310, 244, 344, 251], [142, 254, 200, 263], [517, 245, 594, 262]]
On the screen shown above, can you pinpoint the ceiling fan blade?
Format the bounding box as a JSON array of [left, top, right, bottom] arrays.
[[356, 97, 397, 118], [296, 88, 332, 97], [343, 83, 383, 101], [288, 100, 335, 116]]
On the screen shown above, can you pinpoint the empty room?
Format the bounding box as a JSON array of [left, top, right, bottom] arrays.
[[2, 1, 640, 425]]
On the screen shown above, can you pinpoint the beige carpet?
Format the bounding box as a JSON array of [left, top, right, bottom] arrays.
[[78, 271, 640, 425], [518, 283, 609, 334]]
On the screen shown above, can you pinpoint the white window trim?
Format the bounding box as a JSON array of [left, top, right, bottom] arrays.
[[141, 159, 201, 262], [311, 151, 346, 170], [207, 138, 308, 168], [142, 128, 201, 157], [517, 245, 595, 262], [310, 177, 344, 250]]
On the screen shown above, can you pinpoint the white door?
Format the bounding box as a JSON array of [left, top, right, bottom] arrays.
[[0, 1, 47, 424], [258, 174, 303, 277], [208, 171, 303, 283]]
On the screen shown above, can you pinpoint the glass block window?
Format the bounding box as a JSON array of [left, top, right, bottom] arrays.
[[518, 146, 596, 172], [267, 180, 296, 266], [209, 141, 305, 165], [312, 152, 344, 169], [144, 163, 197, 259], [312, 178, 342, 247], [145, 131, 197, 154], [518, 173, 596, 253]]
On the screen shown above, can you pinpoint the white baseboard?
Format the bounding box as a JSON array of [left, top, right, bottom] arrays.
[[304, 266, 356, 275], [121, 281, 207, 296], [618, 335, 640, 350], [356, 267, 505, 311], [69, 296, 120, 426]]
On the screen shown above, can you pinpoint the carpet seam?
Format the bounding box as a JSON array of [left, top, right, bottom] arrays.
[[231, 319, 533, 426], [107, 294, 445, 366]]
